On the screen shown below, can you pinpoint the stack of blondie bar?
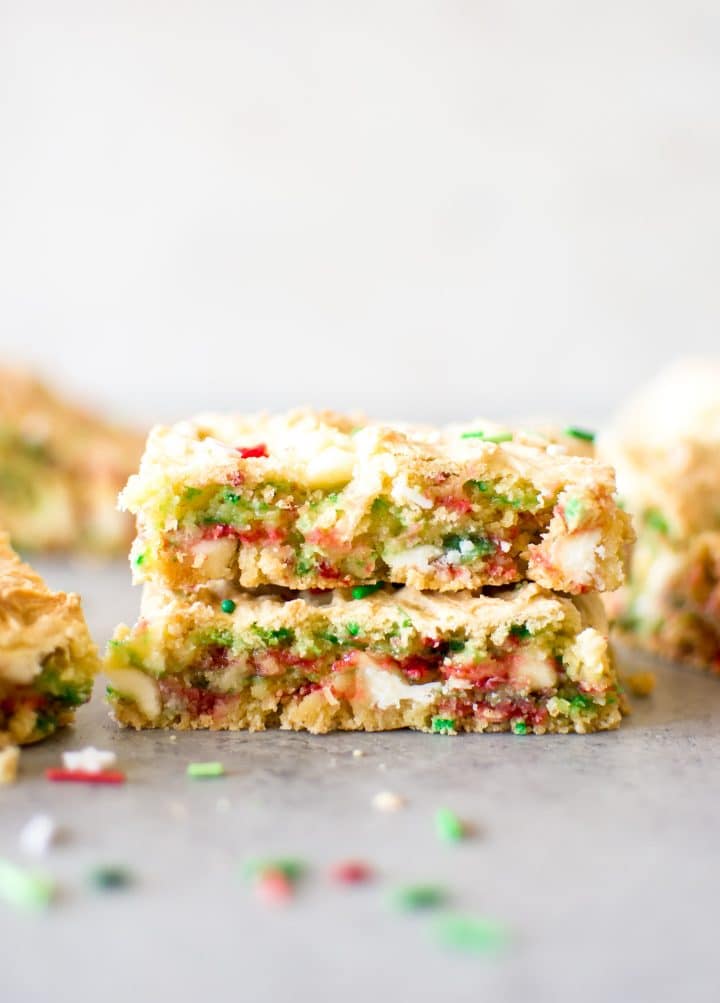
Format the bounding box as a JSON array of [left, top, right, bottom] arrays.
[[105, 410, 633, 734]]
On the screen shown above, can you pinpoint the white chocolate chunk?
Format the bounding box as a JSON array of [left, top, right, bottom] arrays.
[[358, 656, 442, 709], [383, 544, 442, 573], [510, 652, 557, 691], [190, 537, 237, 578], [105, 668, 161, 720]]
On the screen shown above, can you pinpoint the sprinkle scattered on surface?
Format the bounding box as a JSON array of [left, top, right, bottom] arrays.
[[0, 746, 19, 785], [433, 914, 510, 955], [89, 866, 132, 890], [434, 808, 465, 843], [62, 746, 117, 774], [20, 815, 59, 857], [431, 717, 456, 735], [511, 720, 528, 735], [186, 761, 225, 779], [330, 860, 374, 884], [243, 858, 305, 882], [624, 671, 657, 697], [46, 768, 126, 785], [391, 884, 447, 911], [351, 749, 364, 758], [372, 791, 404, 812], [256, 870, 293, 905], [0, 859, 55, 910]]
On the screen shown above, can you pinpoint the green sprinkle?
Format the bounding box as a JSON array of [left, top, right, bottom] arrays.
[[187, 761, 225, 779], [509, 624, 531, 640], [511, 720, 528, 735], [89, 866, 132, 890], [242, 858, 305, 882], [435, 808, 465, 842], [570, 693, 594, 710], [220, 599, 236, 614], [460, 431, 513, 444], [0, 859, 55, 910], [431, 717, 456, 734], [433, 914, 510, 955], [443, 533, 495, 560], [465, 479, 490, 493], [391, 884, 447, 911], [134, 551, 146, 566], [563, 497, 584, 523], [351, 583, 383, 600], [346, 622, 360, 637], [564, 426, 596, 443], [645, 508, 669, 534]]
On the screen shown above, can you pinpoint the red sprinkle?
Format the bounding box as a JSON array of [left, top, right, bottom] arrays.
[[237, 443, 269, 459], [46, 768, 127, 785], [330, 860, 374, 884], [256, 870, 293, 904]]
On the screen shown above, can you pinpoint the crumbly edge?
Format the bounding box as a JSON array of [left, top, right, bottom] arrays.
[[0, 533, 99, 743]]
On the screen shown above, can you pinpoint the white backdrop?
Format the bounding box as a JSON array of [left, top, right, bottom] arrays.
[[1, 1, 718, 426]]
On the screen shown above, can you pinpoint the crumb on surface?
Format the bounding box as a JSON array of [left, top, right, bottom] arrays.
[[372, 791, 405, 812], [624, 671, 657, 697], [352, 749, 364, 758], [0, 746, 19, 785]]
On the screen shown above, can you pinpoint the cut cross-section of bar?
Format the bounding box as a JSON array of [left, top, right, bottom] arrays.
[[0, 534, 99, 745], [105, 582, 622, 735], [121, 410, 632, 594]]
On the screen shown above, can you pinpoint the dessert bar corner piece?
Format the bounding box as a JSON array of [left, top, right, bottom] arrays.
[[0, 534, 99, 745], [0, 366, 144, 554], [105, 583, 622, 735], [121, 409, 633, 594]]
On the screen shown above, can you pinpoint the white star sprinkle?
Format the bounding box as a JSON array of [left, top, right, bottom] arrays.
[[62, 746, 117, 774]]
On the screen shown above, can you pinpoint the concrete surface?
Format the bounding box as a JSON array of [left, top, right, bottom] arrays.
[[2, 560, 719, 1003]]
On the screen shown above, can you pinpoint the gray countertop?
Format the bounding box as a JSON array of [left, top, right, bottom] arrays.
[[3, 560, 718, 1003]]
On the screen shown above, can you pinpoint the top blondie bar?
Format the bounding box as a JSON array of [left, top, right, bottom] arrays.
[[121, 410, 632, 594]]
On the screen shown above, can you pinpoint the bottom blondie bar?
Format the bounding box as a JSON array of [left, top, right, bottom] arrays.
[[105, 583, 621, 735]]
